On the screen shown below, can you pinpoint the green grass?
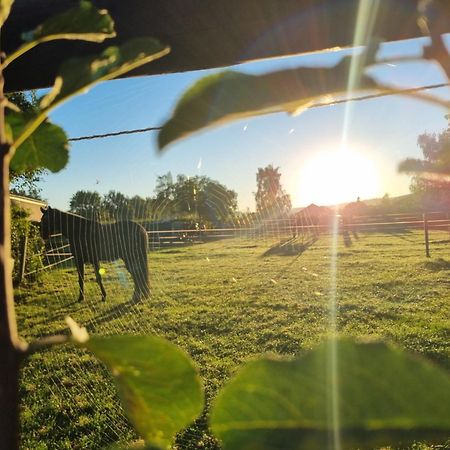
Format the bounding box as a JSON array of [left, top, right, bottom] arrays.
[[15, 230, 450, 449]]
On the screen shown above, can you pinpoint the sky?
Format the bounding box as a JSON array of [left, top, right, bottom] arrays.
[[38, 33, 450, 212]]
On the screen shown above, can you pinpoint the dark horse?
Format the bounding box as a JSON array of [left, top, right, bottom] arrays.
[[40, 207, 150, 302]]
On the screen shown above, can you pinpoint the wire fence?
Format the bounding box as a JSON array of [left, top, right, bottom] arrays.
[[21, 211, 450, 280]]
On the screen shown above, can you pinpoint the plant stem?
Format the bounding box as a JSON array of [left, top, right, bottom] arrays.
[[0, 54, 21, 450]]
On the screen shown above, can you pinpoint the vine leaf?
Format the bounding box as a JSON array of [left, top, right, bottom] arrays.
[[0, 0, 13, 28], [157, 55, 378, 150], [7, 112, 68, 173], [44, 37, 169, 109], [13, 37, 170, 153], [211, 339, 450, 450], [83, 335, 204, 450], [3, 0, 116, 68]]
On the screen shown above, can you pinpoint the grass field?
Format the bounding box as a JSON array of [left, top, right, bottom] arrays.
[[15, 229, 450, 449]]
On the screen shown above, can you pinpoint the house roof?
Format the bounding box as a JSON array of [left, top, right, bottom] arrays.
[[10, 194, 47, 222]]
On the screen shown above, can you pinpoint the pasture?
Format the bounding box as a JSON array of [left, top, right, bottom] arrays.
[[15, 230, 450, 449]]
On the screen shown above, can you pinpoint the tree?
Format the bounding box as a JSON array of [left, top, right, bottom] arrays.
[[399, 117, 450, 210], [129, 195, 153, 220], [103, 190, 134, 219], [255, 164, 291, 218], [0, 2, 171, 448], [153, 173, 237, 224], [69, 190, 103, 219], [8, 92, 45, 199]]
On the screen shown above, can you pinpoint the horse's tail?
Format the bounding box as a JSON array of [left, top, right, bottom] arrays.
[[135, 225, 150, 298], [138, 240, 150, 298]]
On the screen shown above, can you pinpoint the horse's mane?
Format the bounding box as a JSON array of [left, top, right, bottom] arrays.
[[50, 208, 94, 222]]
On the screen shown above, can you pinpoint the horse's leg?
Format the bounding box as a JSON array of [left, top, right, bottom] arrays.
[[93, 260, 107, 301], [123, 254, 147, 303], [75, 259, 85, 302], [123, 256, 139, 302]]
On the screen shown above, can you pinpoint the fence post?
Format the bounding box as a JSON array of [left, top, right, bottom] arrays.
[[423, 213, 430, 258], [18, 231, 28, 285]]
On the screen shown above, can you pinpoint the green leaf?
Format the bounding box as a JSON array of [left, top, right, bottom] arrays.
[[23, 0, 115, 43], [84, 335, 204, 450], [3, 1, 116, 68], [211, 339, 450, 449], [45, 37, 169, 108], [0, 0, 13, 28], [7, 112, 68, 173], [157, 56, 377, 150], [13, 38, 170, 150]]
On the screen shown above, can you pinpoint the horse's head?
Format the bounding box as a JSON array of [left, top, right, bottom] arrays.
[[40, 206, 56, 240]]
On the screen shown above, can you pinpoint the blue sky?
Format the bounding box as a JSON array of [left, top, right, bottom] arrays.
[[40, 35, 450, 211]]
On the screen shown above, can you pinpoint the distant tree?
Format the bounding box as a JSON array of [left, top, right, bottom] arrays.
[[199, 178, 238, 224], [153, 173, 237, 224], [173, 175, 238, 225], [69, 190, 103, 220], [103, 190, 134, 219], [129, 195, 153, 220], [255, 164, 291, 217], [399, 118, 450, 210], [153, 172, 177, 219]]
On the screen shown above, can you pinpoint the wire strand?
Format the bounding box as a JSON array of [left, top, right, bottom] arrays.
[[67, 82, 450, 142]]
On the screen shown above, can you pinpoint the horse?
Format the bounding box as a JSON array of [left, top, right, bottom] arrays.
[[40, 206, 150, 303]]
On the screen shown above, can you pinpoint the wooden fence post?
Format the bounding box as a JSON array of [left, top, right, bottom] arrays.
[[18, 231, 28, 285], [423, 213, 430, 258]]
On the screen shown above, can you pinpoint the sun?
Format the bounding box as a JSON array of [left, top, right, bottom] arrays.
[[297, 147, 380, 206]]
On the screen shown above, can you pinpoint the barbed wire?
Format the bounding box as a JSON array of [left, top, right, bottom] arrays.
[[67, 82, 450, 142]]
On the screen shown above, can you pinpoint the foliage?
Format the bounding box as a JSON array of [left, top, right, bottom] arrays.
[[211, 339, 450, 449], [83, 335, 204, 450], [255, 165, 291, 218], [69, 189, 154, 221], [69, 190, 103, 219], [399, 119, 450, 210], [10, 205, 43, 284], [7, 92, 46, 199], [3, 2, 170, 174], [157, 54, 377, 150], [4, 1, 450, 449]]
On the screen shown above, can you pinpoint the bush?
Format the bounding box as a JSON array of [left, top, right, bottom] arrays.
[[11, 205, 44, 285]]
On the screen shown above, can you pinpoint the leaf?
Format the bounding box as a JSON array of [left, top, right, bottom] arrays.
[[157, 55, 377, 150], [13, 37, 170, 150], [3, 1, 116, 68], [84, 335, 204, 450], [7, 111, 68, 173], [211, 339, 450, 449], [22, 0, 115, 43], [0, 0, 13, 28], [45, 37, 170, 109]]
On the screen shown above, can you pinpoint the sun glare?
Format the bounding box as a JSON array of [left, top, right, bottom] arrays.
[[297, 147, 380, 206]]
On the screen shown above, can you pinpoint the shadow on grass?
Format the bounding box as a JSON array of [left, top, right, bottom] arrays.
[[85, 297, 145, 333], [262, 237, 317, 257], [424, 258, 450, 271]]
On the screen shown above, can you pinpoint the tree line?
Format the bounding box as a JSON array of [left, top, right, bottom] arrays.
[[69, 166, 292, 226], [69, 173, 239, 226]]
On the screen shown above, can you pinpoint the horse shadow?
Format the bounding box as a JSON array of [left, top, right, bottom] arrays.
[[262, 237, 318, 257], [84, 297, 145, 333], [424, 258, 450, 272]]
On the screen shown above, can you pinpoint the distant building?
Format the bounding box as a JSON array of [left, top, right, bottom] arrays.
[[291, 203, 333, 226], [10, 194, 46, 222]]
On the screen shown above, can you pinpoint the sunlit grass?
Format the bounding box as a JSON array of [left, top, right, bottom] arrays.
[[16, 230, 450, 449]]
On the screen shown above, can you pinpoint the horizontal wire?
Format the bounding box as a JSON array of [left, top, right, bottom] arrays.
[[67, 82, 450, 142], [68, 125, 162, 141]]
